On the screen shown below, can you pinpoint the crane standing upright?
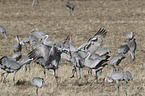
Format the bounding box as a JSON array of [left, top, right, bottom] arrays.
[[32, 77, 44, 96]]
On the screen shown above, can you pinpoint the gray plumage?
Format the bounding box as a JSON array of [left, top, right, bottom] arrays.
[[28, 42, 50, 66], [78, 28, 107, 53], [104, 71, 133, 96], [0, 25, 7, 39], [44, 43, 64, 86], [69, 51, 84, 79], [126, 32, 134, 41], [28, 34, 39, 49], [0, 56, 33, 84], [62, 36, 84, 78], [66, 2, 75, 15], [32, 77, 44, 96], [118, 45, 129, 54], [128, 38, 136, 61], [84, 51, 109, 84], [109, 53, 126, 76], [11, 35, 22, 61], [95, 47, 110, 56], [31, 30, 46, 41]]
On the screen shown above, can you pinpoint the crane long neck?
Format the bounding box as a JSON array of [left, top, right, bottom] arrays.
[[86, 52, 91, 60], [42, 35, 49, 45]]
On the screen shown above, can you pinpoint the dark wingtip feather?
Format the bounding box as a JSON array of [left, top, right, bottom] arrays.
[[95, 28, 107, 37]]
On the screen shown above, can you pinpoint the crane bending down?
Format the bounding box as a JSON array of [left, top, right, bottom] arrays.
[[0, 25, 7, 39], [66, 2, 75, 16], [32, 77, 44, 96], [0, 56, 33, 84], [104, 71, 133, 96]]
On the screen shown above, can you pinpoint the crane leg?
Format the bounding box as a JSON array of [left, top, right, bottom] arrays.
[[70, 66, 77, 78], [90, 71, 98, 85], [54, 69, 58, 87], [1, 72, 5, 82], [126, 81, 128, 96], [13, 71, 16, 85], [79, 68, 83, 79], [3, 73, 8, 83], [4, 33, 7, 39], [21, 65, 26, 74], [71, 10, 74, 16], [116, 81, 120, 96], [129, 50, 134, 61], [28, 64, 31, 73], [36, 88, 39, 96], [32, 0, 36, 6], [117, 65, 119, 71], [43, 69, 46, 78]]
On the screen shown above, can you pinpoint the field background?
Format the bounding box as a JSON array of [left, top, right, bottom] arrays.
[[0, 0, 144, 96]]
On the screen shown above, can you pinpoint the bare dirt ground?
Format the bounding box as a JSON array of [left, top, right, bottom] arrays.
[[0, 0, 144, 96]]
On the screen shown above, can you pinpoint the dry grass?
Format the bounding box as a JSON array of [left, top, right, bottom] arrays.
[[0, 0, 144, 96]]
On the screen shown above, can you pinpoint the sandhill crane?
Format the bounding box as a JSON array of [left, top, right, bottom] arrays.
[[32, 77, 44, 96], [104, 71, 133, 96], [126, 32, 134, 41], [128, 38, 136, 61], [66, 2, 75, 16], [45, 43, 64, 86], [109, 53, 126, 76], [62, 36, 85, 78], [118, 45, 129, 54], [0, 56, 33, 84], [84, 51, 109, 84], [32, 0, 38, 6], [34, 43, 63, 86], [11, 35, 22, 61], [0, 25, 7, 39]]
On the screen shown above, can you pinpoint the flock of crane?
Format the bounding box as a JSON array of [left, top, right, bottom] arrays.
[[0, 25, 136, 96]]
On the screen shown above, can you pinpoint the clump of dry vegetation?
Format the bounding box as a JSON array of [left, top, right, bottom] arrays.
[[0, 0, 144, 96]]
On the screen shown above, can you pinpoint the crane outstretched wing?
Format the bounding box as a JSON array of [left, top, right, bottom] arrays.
[[78, 28, 107, 53]]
